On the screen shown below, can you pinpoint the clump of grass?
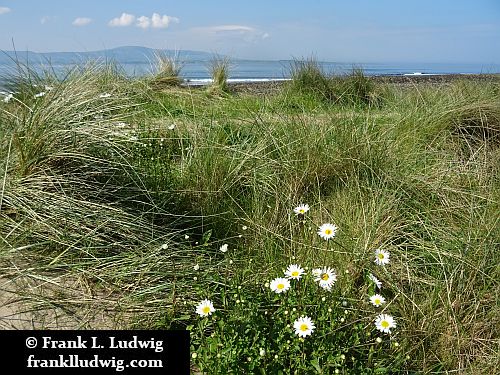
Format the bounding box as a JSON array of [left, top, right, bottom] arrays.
[[288, 57, 336, 101], [335, 67, 379, 106], [208, 55, 231, 94], [150, 51, 183, 88], [287, 60, 379, 107], [449, 100, 500, 145]]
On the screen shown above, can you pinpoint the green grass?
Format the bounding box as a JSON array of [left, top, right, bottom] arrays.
[[286, 58, 380, 108], [208, 55, 231, 94], [149, 51, 183, 88], [1, 64, 499, 374]]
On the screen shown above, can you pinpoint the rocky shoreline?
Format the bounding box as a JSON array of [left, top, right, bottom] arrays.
[[226, 73, 499, 94]]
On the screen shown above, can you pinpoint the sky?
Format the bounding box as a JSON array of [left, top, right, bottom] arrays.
[[0, 0, 499, 63]]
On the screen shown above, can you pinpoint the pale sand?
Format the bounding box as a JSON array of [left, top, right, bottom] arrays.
[[0, 275, 126, 330]]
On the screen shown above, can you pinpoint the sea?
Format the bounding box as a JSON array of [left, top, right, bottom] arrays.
[[1, 60, 499, 88]]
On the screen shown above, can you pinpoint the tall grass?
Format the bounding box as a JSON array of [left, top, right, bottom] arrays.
[[287, 58, 379, 107], [149, 51, 183, 88], [208, 55, 231, 93], [0, 62, 499, 372], [288, 57, 336, 101]]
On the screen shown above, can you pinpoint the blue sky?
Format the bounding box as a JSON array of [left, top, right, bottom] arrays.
[[0, 0, 499, 63]]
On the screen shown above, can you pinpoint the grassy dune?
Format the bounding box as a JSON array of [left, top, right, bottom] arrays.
[[0, 63, 499, 374]]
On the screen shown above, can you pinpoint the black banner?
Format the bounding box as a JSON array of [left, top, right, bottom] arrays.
[[0, 330, 190, 374]]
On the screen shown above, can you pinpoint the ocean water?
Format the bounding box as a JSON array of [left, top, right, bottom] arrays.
[[106, 60, 500, 81], [1, 59, 499, 87]]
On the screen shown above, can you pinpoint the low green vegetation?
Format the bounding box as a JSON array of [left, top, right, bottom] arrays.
[[0, 62, 499, 374]]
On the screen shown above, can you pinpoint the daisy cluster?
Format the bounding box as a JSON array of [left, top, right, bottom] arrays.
[[192, 203, 398, 370], [266, 262, 396, 337], [268, 263, 336, 337], [368, 249, 395, 334], [292, 204, 397, 335]]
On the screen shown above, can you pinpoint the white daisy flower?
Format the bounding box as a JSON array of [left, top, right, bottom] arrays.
[[285, 264, 305, 280], [293, 316, 315, 338], [168, 124, 176, 130], [368, 273, 382, 289], [374, 249, 390, 266], [269, 277, 291, 294], [314, 267, 337, 291], [220, 244, 228, 253], [259, 348, 265, 356], [99, 93, 111, 98], [293, 204, 310, 216], [194, 264, 200, 271], [195, 299, 215, 317], [374, 313, 396, 334], [34, 92, 46, 99], [369, 294, 386, 307], [317, 223, 338, 240]]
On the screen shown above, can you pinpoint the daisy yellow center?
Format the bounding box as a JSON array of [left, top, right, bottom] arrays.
[[375, 299, 381, 305], [202, 306, 211, 314], [381, 320, 390, 328], [324, 229, 332, 235], [321, 273, 329, 281], [299, 209, 305, 213], [291, 271, 299, 277], [277, 283, 284, 289], [300, 324, 309, 332], [378, 253, 385, 259]]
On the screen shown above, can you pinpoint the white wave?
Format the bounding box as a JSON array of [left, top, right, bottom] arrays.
[[403, 72, 438, 76], [184, 78, 291, 86]]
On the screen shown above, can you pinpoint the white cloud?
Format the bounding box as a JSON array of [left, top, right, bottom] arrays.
[[151, 13, 179, 29], [72, 17, 92, 27], [209, 25, 256, 33], [135, 13, 179, 29], [193, 25, 270, 42], [136, 16, 150, 29], [109, 13, 135, 27], [0, 7, 11, 15], [40, 15, 57, 25], [109, 12, 179, 29]]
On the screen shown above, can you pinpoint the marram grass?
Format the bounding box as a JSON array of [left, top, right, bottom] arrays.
[[208, 55, 231, 94], [149, 51, 183, 88], [0, 64, 499, 373]]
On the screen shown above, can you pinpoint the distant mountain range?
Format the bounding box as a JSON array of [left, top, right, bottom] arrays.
[[0, 46, 220, 65]]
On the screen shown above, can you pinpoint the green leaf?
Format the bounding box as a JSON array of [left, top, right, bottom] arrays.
[[201, 229, 212, 245], [311, 358, 323, 374]]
